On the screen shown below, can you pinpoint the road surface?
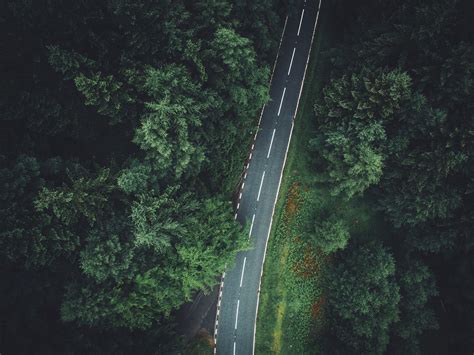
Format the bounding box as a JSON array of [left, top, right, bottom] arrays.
[[214, 1, 322, 354]]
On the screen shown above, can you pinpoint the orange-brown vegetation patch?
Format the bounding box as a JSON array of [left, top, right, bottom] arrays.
[[311, 296, 326, 319], [293, 245, 320, 278], [284, 182, 301, 220], [196, 329, 214, 347]]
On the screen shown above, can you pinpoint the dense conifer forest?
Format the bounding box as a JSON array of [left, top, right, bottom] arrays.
[[312, 0, 473, 353], [1, 0, 473, 354], [0, 0, 289, 352]]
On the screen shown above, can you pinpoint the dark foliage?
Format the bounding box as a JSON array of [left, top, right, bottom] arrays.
[[0, 0, 287, 352], [314, 0, 473, 353]]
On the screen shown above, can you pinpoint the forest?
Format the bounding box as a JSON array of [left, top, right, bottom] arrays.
[[312, 0, 473, 353], [255, 0, 473, 354], [0, 0, 289, 353], [1, 0, 473, 354]]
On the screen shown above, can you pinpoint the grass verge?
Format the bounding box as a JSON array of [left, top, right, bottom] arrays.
[[254, 5, 331, 354]]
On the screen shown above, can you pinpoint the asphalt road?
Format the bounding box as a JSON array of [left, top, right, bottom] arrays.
[[214, 1, 321, 354]]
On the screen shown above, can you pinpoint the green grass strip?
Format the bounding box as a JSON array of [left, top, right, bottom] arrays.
[[255, 5, 331, 354]]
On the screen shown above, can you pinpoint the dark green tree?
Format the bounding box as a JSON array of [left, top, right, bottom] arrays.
[[311, 69, 412, 199], [391, 258, 438, 354], [74, 72, 132, 125], [61, 189, 246, 330], [326, 242, 400, 354], [318, 0, 473, 352], [0, 0, 286, 351]]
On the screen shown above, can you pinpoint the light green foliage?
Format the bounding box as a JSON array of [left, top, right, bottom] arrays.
[[62, 191, 246, 330], [322, 133, 384, 199], [130, 189, 190, 254], [327, 242, 400, 354], [312, 214, 349, 254], [212, 28, 254, 76], [117, 162, 151, 195], [134, 65, 209, 179]]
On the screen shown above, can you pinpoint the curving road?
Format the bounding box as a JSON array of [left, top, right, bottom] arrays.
[[214, 1, 321, 354]]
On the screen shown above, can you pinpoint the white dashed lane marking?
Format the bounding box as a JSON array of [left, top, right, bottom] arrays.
[[267, 128, 276, 158], [297, 9, 304, 36], [235, 300, 240, 329], [257, 171, 265, 202], [277, 87, 286, 116], [240, 257, 247, 287], [249, 214, 255, 238], [288, 47, 296, 75]]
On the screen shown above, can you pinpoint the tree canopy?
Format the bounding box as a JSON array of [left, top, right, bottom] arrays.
[[0, 0, 288, 352], [326, 242, 400, 354], [314, 0, 473, 352]]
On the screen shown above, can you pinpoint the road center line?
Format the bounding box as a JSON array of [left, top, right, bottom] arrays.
[[297, 9, 305, 36], [249, 214, 256, 238], [235, 300, 240, 329], [267, 128, 276, 158], [257, 171, 265, 201], [288, 47, 296, 75], [277, 87, 286, 116], [240, 257, 247, 287], [233, 342, 236, 355]]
